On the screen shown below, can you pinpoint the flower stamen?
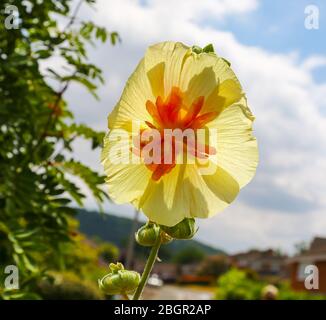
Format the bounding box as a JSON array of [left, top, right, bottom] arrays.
[[137, 86, 217, 180]]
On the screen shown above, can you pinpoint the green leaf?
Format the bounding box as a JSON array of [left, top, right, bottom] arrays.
[[110, 32, 120, 45], [60, 160, 108, 204]]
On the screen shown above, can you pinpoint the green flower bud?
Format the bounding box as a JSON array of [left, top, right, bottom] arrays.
[[136, 222, 173, 246], [161, 218, 197, 240], [98, 262, 140, 295], [160, 230, 173, 245], [135, 222, 160, 246]]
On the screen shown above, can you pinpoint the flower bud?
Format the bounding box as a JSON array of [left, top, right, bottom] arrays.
[[136, 222, 173, 246], [135, 222, 160, 246], [160, 218, 197, 240], [160, 230, 173, 245], [98, 262, 140, 295]]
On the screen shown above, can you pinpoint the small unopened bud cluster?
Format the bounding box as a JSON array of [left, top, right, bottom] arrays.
[[135, 218, 198, 247], [192, 44, 215, 54], [135, 222, 172, 246], [98, 262, 140, 295], [161, 218, 197, 240]]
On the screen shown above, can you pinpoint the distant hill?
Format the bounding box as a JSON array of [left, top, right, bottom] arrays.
[[77, 209, 225, 259]]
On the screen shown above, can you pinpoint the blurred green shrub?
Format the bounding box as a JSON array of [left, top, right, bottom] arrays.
[[277, 281, 326, 300], [98, 243, 120, 264], [215, 268, 326, 300], [58, 228, 119, 284], [37, 272, 103, 300], [216, 268, 263, 300]]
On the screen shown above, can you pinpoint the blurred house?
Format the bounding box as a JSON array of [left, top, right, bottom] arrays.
[[231, 249, 287, 277], [134, 259, 219, 284], [153, 263, 179, 283], [178, 263, 214, 284], [180, 263, 199, 276], [134, 260, 178, 283], [288, 237, 326, 293]]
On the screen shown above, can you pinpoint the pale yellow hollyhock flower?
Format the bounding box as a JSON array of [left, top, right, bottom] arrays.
[[102, 41, 258, 226]]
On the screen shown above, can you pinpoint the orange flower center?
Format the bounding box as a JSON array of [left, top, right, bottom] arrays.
[[136, 87, 217, 181]]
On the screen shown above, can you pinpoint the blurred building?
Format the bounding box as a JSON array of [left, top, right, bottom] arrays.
[[134, 260, 178, 282], [288, 237, 326, 293], [178, 263, 214, 284], [231, 249, 287, 277], [134, 259, 219, 284]]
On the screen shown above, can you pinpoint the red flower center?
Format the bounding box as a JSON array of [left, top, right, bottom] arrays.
[[135, 87, 217, 181]]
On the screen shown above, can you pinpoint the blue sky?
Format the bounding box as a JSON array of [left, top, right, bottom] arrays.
[[63, 0, 326, 254], [217, 0, 325, 55], [210, 0, 326, 82]]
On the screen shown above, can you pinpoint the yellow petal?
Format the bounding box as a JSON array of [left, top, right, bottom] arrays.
[[204, 78, 243, 115], [146, 60, 165, 98], [140, 165, 188, 226], [139, 163, 239, 226], [108, 58, 154, 131], [104, 163, 151, 205], [179, 52, 242, 113], [101, 132, 151, 204], [184, 164, 239, 218], [210, 100, 258, 188], [145, 42, 191, 99]]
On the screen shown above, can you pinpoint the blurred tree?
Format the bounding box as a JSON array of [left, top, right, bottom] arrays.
[[36, 271, 103, 300], [0, 0, 118, 299], [197, 255, 229, 278], [173, 246, 205, 265], [60, 230, 119, 284]]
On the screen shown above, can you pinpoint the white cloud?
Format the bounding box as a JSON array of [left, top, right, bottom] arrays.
[[302, 55, 326, 71], [197, 202, 326, 254], [144, 0, 259, 21], [66, 0, 326, 253]]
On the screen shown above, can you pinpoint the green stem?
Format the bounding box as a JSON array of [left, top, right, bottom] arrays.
[[132, 230, 162, 300]]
